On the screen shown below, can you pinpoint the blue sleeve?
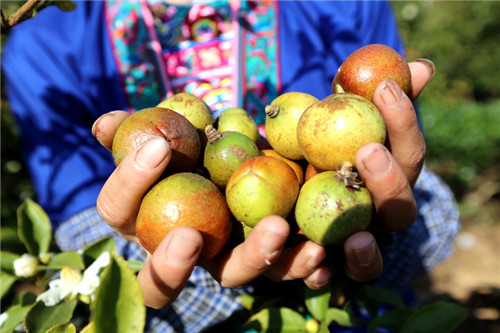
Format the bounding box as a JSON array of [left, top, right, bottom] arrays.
[[278, 1, 405, 98], [2, 2, 127, 227]]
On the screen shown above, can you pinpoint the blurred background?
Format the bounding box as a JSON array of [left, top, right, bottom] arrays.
[[1, 1, 499, 332]]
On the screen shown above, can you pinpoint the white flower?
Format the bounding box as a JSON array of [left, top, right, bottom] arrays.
[[37, 252, 111, 306], [13, 253, 38, 278]]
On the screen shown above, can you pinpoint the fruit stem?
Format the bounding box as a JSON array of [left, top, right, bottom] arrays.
[[264, 105, 280, 118], [205, 125, 223, 144]]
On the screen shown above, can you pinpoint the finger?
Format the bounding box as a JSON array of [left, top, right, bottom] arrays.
[[344, 231, 383, 282], [303, 263, 333, 290], [137, 226, 202, 309], [356, 143, 417, 231], [372, 78, 426, 187], [96, 137, 171, 237], [204, 215, 289, 289], [91, 111, 130, 151], [408, 59, 435, 101], [264, 240, 327, 282]]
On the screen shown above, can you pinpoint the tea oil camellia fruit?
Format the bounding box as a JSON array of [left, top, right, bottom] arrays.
[[260, 149, 304, 186], [157, 92, 214, 147], [297, 93, 386, 171], [265, 92, 319, 160], [332, 43, 411, 102], [295, 163, 373, 246], [225, 156, 300, 228], [217, 107, 260, 145], [136, 172, 232, 263], [112, 107, 201, 173], [203, 125, 259, 188]]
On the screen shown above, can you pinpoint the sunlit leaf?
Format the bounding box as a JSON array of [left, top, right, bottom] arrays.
[[325, 308, 355, 327], [46, 322, 77, 333], [239, 293, 256, 311], [16, 198, 52, 257], [0, 304, 31, 333], [24, 298, 77, 333], [126, 260, 144, 273], [304, 285, 331, 321], [91, 253, 145, 333], [401, 301, 468, 333], [46, 252, 84, 270], [244, 307, 307, 333]]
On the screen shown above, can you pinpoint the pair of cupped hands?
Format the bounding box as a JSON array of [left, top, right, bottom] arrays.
[[92, 60, 434, 309]]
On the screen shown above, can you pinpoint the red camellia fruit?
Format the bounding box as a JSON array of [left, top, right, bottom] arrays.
[[332, 44, 411, 102]]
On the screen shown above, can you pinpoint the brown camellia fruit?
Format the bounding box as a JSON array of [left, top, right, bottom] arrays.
[[297, 93, 386, 171], [136, 172, 232, 262], [112, 107, 201, 174], [332, 44, 411, 102]]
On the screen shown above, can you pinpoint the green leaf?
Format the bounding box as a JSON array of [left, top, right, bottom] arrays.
[[46, 323, 77, 333], [0, 304, 31, 333], [304, 285, 331, 321], [127, 260, 144, 273], [401, 301, 468, 333], [239, 293, 256, 311], [0, 271, 17, 299], [325, 308, 355, 327], [80, 321, 95, 333], [91, 253, 145, 333], [16, 199, 52, 257], [244, 307, 308, 333], [52, 1, 77, 12], [367, 308, 414, 333], [0, 251, 20, 271], [82, 237, 115, 267], [24, 298, 77, 333], [0, 226, 23, 251], [361, 285, 406, 308], [46, 252, 84, 270]]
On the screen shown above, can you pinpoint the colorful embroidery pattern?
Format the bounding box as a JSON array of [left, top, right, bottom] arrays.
[[105, 0, 279, 124]]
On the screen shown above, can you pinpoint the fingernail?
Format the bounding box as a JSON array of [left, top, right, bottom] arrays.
[[353, 241, 377, 267], [135, 137, 169, 169], [260, 229, 287, 264], [312, 269, 330, 288], [380, 78, 403, 109], [415, 58, 436, 78], [361, 147, 392, 177], [165, 234, 200, 266], [91, 112, 116, 138], [306, 254, 326, 270]]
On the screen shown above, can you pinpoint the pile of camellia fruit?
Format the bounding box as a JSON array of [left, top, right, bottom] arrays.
[[111, 44, 412, 262]]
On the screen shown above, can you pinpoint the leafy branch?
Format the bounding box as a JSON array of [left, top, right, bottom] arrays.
[[1, 0, 76, 35]]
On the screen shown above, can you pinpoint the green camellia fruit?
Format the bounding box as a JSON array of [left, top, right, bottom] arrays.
[[217, 107, 260, 145], [265, 92, 319, 160], [297, 93, 386, 171], [203, 125, 259, 188], [332, 43, 411, 102], [295, 163, 372, 245], [112, 107, 201, 174], [226, 156, 299, 228]]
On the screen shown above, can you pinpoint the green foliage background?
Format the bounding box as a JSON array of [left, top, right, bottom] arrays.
[[2, 1, 500, 227]]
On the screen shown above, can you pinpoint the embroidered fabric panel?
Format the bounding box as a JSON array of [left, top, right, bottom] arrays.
[[106, 0, 279, 124], [105, 1, 165, 111]]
